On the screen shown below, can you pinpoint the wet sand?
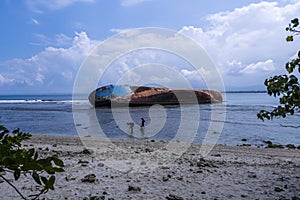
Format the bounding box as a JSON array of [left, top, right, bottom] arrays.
[[1, 135, 299, 199]]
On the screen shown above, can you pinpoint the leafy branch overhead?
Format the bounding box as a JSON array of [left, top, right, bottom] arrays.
[[0, 126, 64, 200], [258, 18, 300, 120], [286, 18, 300, 42]]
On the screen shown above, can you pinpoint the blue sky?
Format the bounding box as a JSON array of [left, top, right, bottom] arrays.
[[0, 0, 299, 94]]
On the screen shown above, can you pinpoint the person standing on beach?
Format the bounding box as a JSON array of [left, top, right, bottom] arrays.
[[127, 122, 134, 135], [141, 118, 145, 127], [140, 118, 145, 137]]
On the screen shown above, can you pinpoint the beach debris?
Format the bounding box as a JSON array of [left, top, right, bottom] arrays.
[[263, 141, 284, 148], [160, 166, 170, 170], [82, 148, 93, 155], [274, 187, 284, 192], [78, 160, 89, 164], [192, 158, 217, 168], [247, 172, 257, 178], [166, 194, 183, 200], [81, 174, 96, 183], [83, 196, 105, 200], [263, 140, 273, 145], [78, 160, 89, 166], [163, 174, 172, 182], [65, 174, 76, 182], [98, 163, 105, 167], [211, 153, 221, 157], [292, 196, 300, 200], [52, 144, 57, 147], [241, 144, 251, 146], [162, 176, 169, 182], [140, 161, 146, 165], [286, 144, 296, 149], [128, 185, 141, 192]]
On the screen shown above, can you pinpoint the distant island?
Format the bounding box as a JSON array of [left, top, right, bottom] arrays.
[[88, 85, 223, 107], [224, 91, 267, 93]]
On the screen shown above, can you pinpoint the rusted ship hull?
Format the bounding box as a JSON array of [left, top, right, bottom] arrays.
[[88, 85, 222, 107]]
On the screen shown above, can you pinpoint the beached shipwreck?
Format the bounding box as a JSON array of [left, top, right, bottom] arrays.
[[89, 85, 222, 107]]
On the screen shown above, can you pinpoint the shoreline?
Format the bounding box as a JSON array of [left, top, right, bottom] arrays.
[[27, 133, 300, 149], [1, 134, 299, 199]]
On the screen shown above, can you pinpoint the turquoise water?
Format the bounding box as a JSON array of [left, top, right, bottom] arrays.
[[0, 93, 299, 146]]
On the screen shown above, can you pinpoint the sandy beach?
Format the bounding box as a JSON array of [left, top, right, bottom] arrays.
[[1, 135, 299, 200]]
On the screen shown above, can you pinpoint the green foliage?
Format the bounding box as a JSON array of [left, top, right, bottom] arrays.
[[257, 18, 300, 120], [285, 18, 300, 42], [0, 126, 64, 200]]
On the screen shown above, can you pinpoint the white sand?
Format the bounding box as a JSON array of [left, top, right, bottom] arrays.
[[1, 135, 299, 200]]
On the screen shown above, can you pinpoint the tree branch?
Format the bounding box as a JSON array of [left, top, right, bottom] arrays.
[[0, 174, 27, 200], [28, 189, 48, 200]]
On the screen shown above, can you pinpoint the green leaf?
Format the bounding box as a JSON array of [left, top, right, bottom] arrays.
[[34, 151, 38, 160], [286, 36, 293, 42], [48, 175, 55, 190], [28, 148, 35, 158], [41, 176, 48, 186], [286, 66, 293, 73], [32, 171, 42, 185], [291, 18, 299, 27], [52, 156, 64, 167], [53, 167, 64, 172], [0, 125, 7, 131], [44, 166, 55, 174], [14, 169, 21, 181]]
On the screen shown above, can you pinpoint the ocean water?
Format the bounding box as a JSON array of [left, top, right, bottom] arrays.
[[0, 93, 299, 146]]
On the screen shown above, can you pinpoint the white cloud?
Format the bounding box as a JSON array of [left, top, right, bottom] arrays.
[[35, 72, 45, 83], [121, 0, 151, 7], [3, 1, 300, 93], [180, 68, 209, 80], [0, 74, 6, 84], [25, 0, 94, 13], [179, 1, 300, 90], [0, 32, 99, 92], [31, 18, 39, 25], [241, 59, 275, 74], [0, 74, 14, 85], [30, 33, 74, 47]]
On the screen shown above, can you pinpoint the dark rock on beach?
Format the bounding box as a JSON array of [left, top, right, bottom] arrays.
[[82, 148, 93, 155], [166, 194, 184, 200], [81, 174, 96, 183], [128, 185, 141, 192]]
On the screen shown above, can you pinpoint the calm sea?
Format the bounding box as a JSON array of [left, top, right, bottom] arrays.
[[0, 93, 299, 146]]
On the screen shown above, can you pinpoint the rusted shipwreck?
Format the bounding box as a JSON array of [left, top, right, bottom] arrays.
[[88, 85, 222, 107]]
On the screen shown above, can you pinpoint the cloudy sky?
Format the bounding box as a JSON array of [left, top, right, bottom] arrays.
[[0, 0, 299, 94]]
